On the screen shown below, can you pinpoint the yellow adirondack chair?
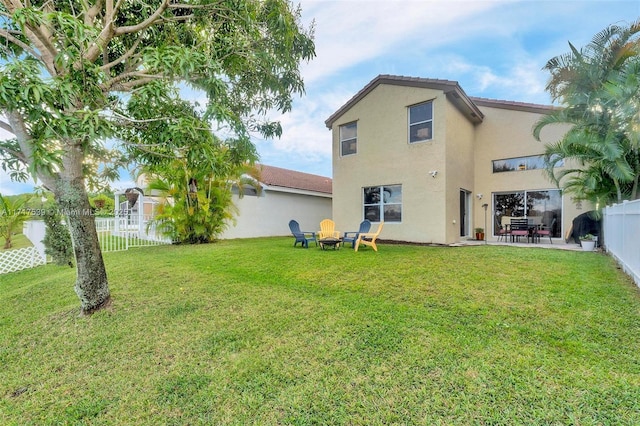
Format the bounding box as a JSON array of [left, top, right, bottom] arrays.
[[318, 219, 340, 239], [354, 222, 384, 252]]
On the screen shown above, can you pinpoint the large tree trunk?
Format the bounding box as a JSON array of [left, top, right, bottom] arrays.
[[55, 176, 111, 315], [6, 110, 111, 314]]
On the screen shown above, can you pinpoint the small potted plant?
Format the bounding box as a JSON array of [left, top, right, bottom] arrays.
[[580, 234, 596, 251], [474, 227, 485, 241]]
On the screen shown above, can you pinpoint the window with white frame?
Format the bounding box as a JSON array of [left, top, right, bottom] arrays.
[[409, 101, 433, 143], [340, 122, 357, 156], [363, 185, 402, 222]]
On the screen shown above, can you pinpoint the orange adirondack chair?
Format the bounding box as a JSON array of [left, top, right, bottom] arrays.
[[354, 222, 384, 252]]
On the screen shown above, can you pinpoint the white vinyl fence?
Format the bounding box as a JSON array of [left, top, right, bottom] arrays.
[[2, 214, 171, 275], [603, 200, 640, 287]]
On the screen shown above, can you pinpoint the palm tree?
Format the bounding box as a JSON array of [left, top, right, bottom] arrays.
[[0, 193, 32, 249], [533, 20, 640, 205]]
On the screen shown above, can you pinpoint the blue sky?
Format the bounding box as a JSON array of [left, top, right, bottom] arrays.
[[1, 0, 639, 194]]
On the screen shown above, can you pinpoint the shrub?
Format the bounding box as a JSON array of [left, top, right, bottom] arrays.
[[43, 210, 74, 267]]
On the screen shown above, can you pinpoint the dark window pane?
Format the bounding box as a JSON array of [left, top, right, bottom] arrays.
[[493, 155, 565, 173], [340, 122, 357, 140], [363, 187, 380, 204], [383, 185, 402, 203], [384, 205, 402, 222], [409, 102, 432, 124], [342, 139, 357, 155], [409, 122, 432, 143], [364, 206, 380, 222]]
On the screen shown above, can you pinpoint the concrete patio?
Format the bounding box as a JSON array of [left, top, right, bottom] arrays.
[[454, 238, 589, 251]]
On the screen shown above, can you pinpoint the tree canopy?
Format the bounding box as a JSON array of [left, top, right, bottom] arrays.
[[0, 0, 315, 314], [534, 20, 640, 206]]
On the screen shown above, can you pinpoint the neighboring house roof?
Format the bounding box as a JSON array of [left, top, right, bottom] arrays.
[[325, 74, 558, 129], [257, 164, 332, 195]]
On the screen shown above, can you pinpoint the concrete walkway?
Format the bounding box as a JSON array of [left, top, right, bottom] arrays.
[[453, 238, 587, 251]]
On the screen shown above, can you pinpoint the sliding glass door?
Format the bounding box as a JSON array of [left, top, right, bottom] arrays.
[[493, 190, 562, 238]]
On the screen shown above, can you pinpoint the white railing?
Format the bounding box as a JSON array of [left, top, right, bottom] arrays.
[[2, 215, 171, 275], [603, 200, 640, 287], [96, 214, 172, 253], [0, 247, 46, 274]]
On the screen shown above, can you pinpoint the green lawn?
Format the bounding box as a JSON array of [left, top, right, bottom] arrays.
[[1, 238, 639, 425], [0, 233, 33, 250]]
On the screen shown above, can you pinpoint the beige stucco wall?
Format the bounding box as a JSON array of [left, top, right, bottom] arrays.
[[444, 100, 476, 242], [472, 105, 584, 240], [220, 189, 332, 239], [331, 82, 590, 245], [332, 84, 461, 243]]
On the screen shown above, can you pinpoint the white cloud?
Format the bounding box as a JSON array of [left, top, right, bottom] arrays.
[[3, 0, 638, 191], [437, 56, 550, 103], [298, 0, 506, 85]]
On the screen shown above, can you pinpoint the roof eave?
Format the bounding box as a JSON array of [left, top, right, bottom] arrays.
[[470, 97, 558, 114], [262, 184, 333, 198], [325, 74, 484, 128]]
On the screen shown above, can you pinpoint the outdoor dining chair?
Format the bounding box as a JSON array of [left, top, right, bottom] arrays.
[[534, 218, 556, 244], [495, 216, 510, 242], [509, 218, 531, 243]]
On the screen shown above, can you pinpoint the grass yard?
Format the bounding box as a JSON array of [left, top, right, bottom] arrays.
[[0, 233, 32, 250], [1, 238, 639, 425]]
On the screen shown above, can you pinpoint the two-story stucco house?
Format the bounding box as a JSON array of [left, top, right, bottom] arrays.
[[325, 74, 583, 245]]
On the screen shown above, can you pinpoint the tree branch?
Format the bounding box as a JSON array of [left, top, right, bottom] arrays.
[[113, 0, 170, 36], [80, 0, 126, 65], [0, 144, 27, 163], [0, 118, 14, 134], [100, 37, 141, 73], [101, 71, 163, 91], [3, 1, 58, 74], [0, 28, 43, 61], [4, 109, 59, 189], [83, 0, 104, 26]]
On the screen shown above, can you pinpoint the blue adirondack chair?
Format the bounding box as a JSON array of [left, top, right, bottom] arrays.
[[342, 220, 371, 249], [288, 220, 317, 248]]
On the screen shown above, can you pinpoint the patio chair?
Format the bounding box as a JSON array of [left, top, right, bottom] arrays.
[[509, 218, 530, 243], [355, 222, 384, 252], [318, 219, 341, 240], [535, 218, 556, 244], [288, 220, 317, 248], [495, 216, 510, 242], [342, 220, 371, 249]]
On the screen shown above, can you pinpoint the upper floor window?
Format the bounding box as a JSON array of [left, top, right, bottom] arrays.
[[492, 155, 564, 173], [340, 122, 357, 156], [363, 185, 402, 222], [409, 101, 433, 143]]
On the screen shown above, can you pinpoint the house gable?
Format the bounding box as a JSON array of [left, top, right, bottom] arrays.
[[325, 74, 484, 129]]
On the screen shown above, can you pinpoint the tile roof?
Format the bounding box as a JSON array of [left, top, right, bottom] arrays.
[[325, 74, 484, 128], [257, 164, 332, 195], [325, 74, 560, 129], [470, 97, 559, 114]]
